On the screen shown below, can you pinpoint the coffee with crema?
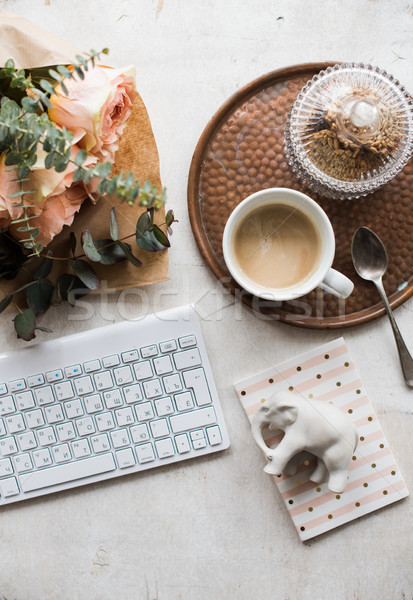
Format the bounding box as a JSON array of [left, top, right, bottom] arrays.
[[231, 203, 322, 289]]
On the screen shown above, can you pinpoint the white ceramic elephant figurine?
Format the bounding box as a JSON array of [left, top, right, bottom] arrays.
[[251, 390, 358, 493]]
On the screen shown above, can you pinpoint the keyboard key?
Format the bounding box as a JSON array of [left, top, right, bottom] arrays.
[[14, 453, 33, 473], [121, 350, 139, 363], [27, 374, 44, 388], [183, 368, 212, 406], [96, 412, 115, 432], [83, 360, 101, 373], [91, 434, 110, 453], [84, 394, 104, 414], [206, 426, 222, 446], [123, 384, 143, 404], [0, 419, 6, 437], [173, 348, 202, 370], [116, 447, 135, 468], [33, 448, 52, 468], [135, 402, 154, 422], [104, 389, 123, 409], [46, 370, 63, 383], [55, 381, 75, 401], [34, 386, 55, 406], [155, 437, 175, 458], [0, 436, 17, 456], [170, 407, 217, 434], [160, 340, 177, 353], [45, 404, 64, 424], [38, 427, 57, 446], [130, 423, 150, 443], [71, 439, 91, 458], [174, 392, 194, 412], [190, 430, 204, 441], [0, 396, 15, 416], [150, 418, 169, 439], [111, 428, 130, 448], [102, 354, 120, 368], [20, 453, 116, 492], [65, 365, 82, 378], [74, 376, 94, 396], [0, 383, 7, 396], [179, 335, 197, 349], [17, 432, 36, 451], [25, 409, 45, 429], [113, 366, 134, 386], [0, 476, 19, 497], [115, 407, 134, 427], [56, 422, 76, 442], [94, 371, 113, 391], [133, 361, 153, 381], [192, 438, 207, 450], [153, 355, 173, 376], [0, 457, 13, 476], [135, 443, 155, 464], [175, 434, 190, 454], [63, 399, 84, 419], [15, 391, 35, 411], [140, 344, 158, 358], [52, 443, 72, 463], [163, 374, 183, 394], [143, 379, 162, 399], [75, 417, 96, 436], [6, 414, 25, 434], [154, 397, 174, 417], [9, 379, 26, 393]]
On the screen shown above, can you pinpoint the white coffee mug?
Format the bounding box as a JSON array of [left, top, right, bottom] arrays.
[[222, 188, 354, 301]]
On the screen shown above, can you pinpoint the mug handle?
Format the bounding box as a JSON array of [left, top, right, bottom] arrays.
[[319, 268, 354, 299]]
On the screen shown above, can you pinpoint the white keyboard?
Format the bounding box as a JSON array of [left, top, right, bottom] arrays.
[[0, 305, 230, 506]]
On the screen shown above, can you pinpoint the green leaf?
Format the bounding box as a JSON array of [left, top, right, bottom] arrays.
[[21, 97, 39, 113], [26, 279, 54, 315], [110, 207, 119, 241], [135, 211, 151, 239], [94, 239, 129, 265], [166, 209, 175, 228], [40, 78, 56, 95], [0, 295, 12, 314], [116, 241, 142, 267], [136, 229, 168, 253], [75, 149, 88, 166], [82, 229, 102, 262], [70, 259, 101, 290], [34, 256, 52, 280], [152, 224, 170, 248], [14, 308, 36, 341]]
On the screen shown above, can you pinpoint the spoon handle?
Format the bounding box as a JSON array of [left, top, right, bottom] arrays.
[[375, 278, 413, 387]]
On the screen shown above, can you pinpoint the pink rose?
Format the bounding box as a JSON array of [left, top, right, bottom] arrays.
[[49, 64, 136, 162], [0, 147, 97, 247]]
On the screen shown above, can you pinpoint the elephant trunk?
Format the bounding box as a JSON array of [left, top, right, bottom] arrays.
[[251, 414, 271, 457]]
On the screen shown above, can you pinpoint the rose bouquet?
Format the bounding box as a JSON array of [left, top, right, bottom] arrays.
[[0, 48, 175, 341]]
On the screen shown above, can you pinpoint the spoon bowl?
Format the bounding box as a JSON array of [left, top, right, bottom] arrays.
[[351, 226, 413, 387]]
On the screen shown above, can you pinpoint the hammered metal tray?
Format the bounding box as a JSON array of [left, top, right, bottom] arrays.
[[187, 62, 413, 329]]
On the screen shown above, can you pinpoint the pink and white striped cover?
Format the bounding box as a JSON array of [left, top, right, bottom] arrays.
[[235, 337, 409, 541]]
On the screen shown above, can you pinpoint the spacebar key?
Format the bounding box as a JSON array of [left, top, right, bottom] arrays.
[[20, 453, 116, 493], [170, 407, 217, 433]]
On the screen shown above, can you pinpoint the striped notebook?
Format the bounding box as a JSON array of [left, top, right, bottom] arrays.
[[235, 338, 409, 541]]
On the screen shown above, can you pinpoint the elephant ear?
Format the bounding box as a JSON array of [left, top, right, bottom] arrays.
[[277, 403, 298, 427]]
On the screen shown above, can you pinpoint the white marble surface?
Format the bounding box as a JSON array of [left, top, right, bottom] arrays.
[[0, 1, 412, 598]]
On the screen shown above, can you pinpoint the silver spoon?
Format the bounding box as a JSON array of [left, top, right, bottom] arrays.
[[351, 226, 413, 387]]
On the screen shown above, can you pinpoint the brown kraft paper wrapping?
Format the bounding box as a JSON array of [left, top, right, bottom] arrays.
[[0, 9, 169, 297]]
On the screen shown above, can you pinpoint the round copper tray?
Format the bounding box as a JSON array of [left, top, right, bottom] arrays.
[[188, 62, 413, 329]]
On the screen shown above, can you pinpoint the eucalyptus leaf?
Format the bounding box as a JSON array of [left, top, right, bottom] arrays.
[[110, 207, 119, 241], [95, 239, 129, 265], [82, 229, 102, 262], [26, 279, 54, 315], [152, 225, 170, 248], [70, 259, 101, 290], [34, 256, 52, 280], [116, 241, 142, 267], [136, 229, 168, 253], [136, 211, 151, 239], [14, 308, 36, 341]]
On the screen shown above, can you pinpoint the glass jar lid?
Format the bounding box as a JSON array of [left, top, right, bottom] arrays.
[[285, 63, 413, 199]]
